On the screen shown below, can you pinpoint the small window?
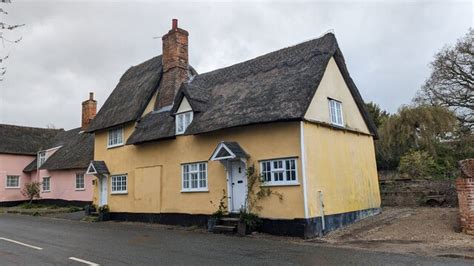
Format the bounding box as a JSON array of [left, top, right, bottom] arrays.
[[108, 127, 124, 148], [182, 162, 207, 192], [260, 158, 298, 186], [38, 151, 46, 167], [175, 111, 193, 135], [75, 173, 85, 190], [6, 175, 20, 188], [42, 177, 51, 192], [111, 174, 127, 194], [328, 99, 344, 126]]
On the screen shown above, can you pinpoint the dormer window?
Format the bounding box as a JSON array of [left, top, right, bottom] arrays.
[[108, 127, 124, 148], [328, 99, 344, 127], [176, 111, 193, 135], [38, 151, 46, 167]]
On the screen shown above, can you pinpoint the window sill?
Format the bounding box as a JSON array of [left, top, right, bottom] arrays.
[[111, 191, 127, 195], [5, 187, 20, 189], [181, 189, 209, 193], [261, 182, 300, 187], [42, 190, 51, 193], [75, 188, 85, 191], [107, 143, 124, 149]]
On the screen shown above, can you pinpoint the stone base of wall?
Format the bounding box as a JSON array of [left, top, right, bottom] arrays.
[[109, 208, 381, 239], [0, 199, 91, 207], [456, 177, 474, 235]]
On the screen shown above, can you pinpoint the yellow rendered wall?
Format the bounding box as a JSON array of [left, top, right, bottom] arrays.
[[304, 57, 370, 134], [93, 121, 305, 219], [303, 122, 380, 217]]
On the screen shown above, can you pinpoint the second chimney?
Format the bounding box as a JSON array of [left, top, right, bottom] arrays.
[[82, 92, 97, 130], [155, 19, 189, 110]]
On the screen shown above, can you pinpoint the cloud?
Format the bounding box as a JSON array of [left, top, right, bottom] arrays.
[[0, 1, 471, 129]]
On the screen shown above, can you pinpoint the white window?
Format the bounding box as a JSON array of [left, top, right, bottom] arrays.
[[6, 175, 20, 188], [108, 127, 124, 148], [42, 177, 51, 192], [329, 99, 344, 126], [182, 162, 207, 192], [75, 173, 85, 190], [38, 151, 46, 167], [175, 111, 193, 135], [111, 174, 127, 194], [260, 158, 298, 186]]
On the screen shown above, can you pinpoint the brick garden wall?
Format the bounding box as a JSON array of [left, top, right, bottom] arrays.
[[456, 159, 474, 235]]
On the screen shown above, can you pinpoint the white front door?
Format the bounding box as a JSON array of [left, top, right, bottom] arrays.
[[230, 161, 247, 213], [99, 176, 108, 206]]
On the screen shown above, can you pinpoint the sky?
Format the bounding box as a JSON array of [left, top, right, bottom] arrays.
[[0, 0, 472, 130]]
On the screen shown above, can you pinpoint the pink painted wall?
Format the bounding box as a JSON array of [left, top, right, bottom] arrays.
[[0, 154, 35, 202], [31, 169, 93, 202], [1, 152, 93, 203]]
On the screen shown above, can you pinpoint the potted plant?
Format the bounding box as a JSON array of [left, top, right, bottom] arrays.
[[98, 204, 110, 221], [238, 209, 261, 236], [208, 190, 227, 232]]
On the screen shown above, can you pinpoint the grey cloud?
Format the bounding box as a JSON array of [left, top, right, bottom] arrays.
[[0, 1, 471, 129]]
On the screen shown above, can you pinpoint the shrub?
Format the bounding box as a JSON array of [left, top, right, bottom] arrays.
[[398, 150, 437, 178], [20, 182, 41, 204]]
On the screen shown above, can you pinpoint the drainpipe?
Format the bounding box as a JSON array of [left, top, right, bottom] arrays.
[[318, 190, 325, 234]]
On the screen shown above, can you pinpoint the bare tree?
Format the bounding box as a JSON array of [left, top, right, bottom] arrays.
[[0, 0, 24, 81], [415, 28, 473, 130]]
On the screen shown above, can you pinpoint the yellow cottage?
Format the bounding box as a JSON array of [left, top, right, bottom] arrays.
[[86, 20, 381, 238]]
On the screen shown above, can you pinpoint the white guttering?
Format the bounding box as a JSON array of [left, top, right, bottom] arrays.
[[300, 121, 309, 219]]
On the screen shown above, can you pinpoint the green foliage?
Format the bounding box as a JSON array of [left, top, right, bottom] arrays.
[[398, 150, 437, 178], [376, 104, 459, 171], [239, 165, 283, 229], [365, 101, 390, 128], [98, 204, 109, 214], [20, 181, 41, 204], [210, 189, 227, 218]]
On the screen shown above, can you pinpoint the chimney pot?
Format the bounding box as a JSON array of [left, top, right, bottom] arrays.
[[172, 19, 178, 30], [89, 92, 94, 100]]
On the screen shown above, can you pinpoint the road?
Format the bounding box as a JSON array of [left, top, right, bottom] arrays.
[[0, 214, 470, 265]]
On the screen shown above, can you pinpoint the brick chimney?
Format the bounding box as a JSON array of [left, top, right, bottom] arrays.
[[82, 92, 97, 130], [155, 19, 189, 110]]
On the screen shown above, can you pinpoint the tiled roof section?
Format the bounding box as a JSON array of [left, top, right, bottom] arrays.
[[127, 33, 377, 144], [0, 124, 63, 155], [87, 56, 164, 132], [222, 142, 248, 159], [90, 160, 110, 175]]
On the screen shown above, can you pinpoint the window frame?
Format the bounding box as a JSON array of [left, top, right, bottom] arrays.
[[42, 177, 51, 192], [181, 161, 208, 192], [6, 175, 20, 189], [107, 127, 124, 148], [75, 173, 85, 191], [328, 98, 344, 127], [175, 111, 194, 135], [38, 151, 46, 167], [111, 174, 127, 194], [259, 157, 299, 186]]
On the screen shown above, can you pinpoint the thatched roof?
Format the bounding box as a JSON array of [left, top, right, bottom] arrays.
[[23, 128, 94, 172], [127, 33, 377, 144], [87, 56, 164, 132], [0, 124, 63, 155]]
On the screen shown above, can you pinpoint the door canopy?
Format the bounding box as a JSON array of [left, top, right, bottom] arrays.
[[210, 141, 249, 162], [86, 160, 110, 177]]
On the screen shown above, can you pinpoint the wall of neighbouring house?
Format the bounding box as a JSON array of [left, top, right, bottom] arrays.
[[0, 153, 35, 202], [31, 168, 93, 202], [92, 121, 306, 219], [304, 57, 370, 135], [303, 122, 381, 218]]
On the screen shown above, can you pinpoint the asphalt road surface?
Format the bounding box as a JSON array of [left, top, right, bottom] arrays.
[[0, 214, 470, 265]]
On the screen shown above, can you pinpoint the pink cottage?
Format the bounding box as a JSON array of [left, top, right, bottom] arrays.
[[0, 94, 96, 206]]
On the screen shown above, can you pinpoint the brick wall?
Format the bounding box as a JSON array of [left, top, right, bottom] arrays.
[[456, 159, 474, 235]]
